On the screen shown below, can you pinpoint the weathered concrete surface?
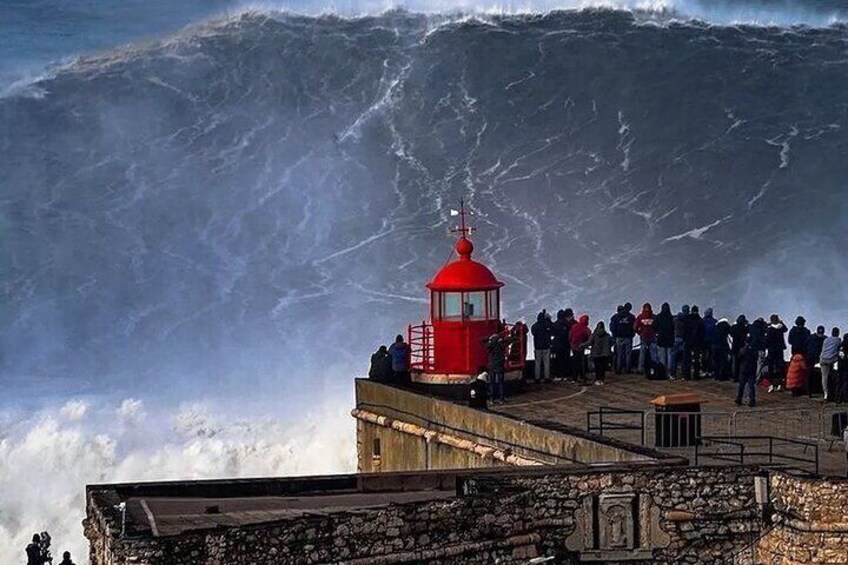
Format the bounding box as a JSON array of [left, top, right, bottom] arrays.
[[354, 379, 673, 472]]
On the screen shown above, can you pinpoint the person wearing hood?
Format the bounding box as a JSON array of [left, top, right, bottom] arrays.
[[610, 305, 624, 372], [388, 334, 411, 385], [551, 309, 572, 381], [587, 321, 613, 385], [712, 318, 732, 381], [368, 345, 393, 382], [634, 303, 657, 376], [570, 314, 592, 384], [788, 316, 811, 356], [819, 327, 841, 402], [729, 315, 749, 382], [682, 305, 705, 380], [484, 333, 516, 403], [655, 303, 676, 380], [765, 314, 788, 392], [735, 336, 759, 408], [702, 308, 717, 376], [749, 317, 768, 380], [531, 310, 554, 383], [615, 303, 636, 374]]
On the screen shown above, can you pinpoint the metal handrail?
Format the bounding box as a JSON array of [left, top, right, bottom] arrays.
[[407, 321, 527, 373], [695, 435, 819, 475], [586, 407, 646, 446]]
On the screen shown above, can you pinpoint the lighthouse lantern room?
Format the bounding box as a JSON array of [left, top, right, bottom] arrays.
[[408, 202, 526, 387]]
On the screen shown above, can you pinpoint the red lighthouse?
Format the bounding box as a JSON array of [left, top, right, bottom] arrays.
[[408, 202, 526, 388]]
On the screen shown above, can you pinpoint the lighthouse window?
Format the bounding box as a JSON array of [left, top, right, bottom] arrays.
[[486, 290, 500, 320], [464, 292, 486, 321], [438, 292, 463, 320]]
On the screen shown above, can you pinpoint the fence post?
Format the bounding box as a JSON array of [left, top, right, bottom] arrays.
[[599, 406, 605, 437], [814, 444, 819, 475], [768, 437, 773, 465]]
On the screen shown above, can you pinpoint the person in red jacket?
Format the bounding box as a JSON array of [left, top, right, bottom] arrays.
[[569, 314, 592, 384], [635, 303, 657, 376]]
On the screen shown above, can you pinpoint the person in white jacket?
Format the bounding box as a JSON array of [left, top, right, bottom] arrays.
[[819, 327, 842, 402]]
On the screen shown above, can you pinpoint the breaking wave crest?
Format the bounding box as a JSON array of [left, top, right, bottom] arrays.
[[241, 0, 848, 26], [0, 396, 355, 563]]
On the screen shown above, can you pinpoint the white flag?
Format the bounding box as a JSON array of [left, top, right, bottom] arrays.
[[450, 209, 460, 216]]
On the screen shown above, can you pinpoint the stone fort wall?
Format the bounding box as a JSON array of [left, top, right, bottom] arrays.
[[86, 465, 765, 565], [757, 471, 848, 564]]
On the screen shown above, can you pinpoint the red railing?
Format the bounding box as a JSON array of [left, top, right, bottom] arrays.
[[408, 321, 435, 372], [408, 321, 527, 373], [503, 323, 527, 372]]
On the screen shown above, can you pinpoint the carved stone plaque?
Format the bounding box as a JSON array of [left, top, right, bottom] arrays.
[[565, 492, 670, 562], [599, 494, 635, 551]]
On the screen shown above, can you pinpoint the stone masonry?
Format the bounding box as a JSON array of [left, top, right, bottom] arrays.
[[86, 464, 766, 565], [756, 471, 848, 564]]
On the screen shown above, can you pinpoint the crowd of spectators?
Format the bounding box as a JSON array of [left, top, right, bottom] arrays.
[[530, 303, 848, 408]]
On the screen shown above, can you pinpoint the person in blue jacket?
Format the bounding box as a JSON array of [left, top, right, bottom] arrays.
[[388, 334, 411, 385]]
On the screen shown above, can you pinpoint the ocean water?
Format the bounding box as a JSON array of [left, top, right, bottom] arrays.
[[1, 0, 848, 562]]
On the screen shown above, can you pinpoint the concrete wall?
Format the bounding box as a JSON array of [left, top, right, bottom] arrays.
[[86, 464, 765, 565], [353, 379, 670, 472], [756, 471, 848, 564]]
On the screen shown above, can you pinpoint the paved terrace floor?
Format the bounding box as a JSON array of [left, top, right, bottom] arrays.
[[490, 375, 848, 477]]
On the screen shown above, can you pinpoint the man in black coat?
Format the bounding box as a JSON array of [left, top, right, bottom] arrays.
[[682, 305, 705, 380], [615, 303, 636, 374], [735, 338, 759, 407], [730, 315, 749, 383], [655, 303, 676, 379], [788, 316, 811, 356], [807, 326, 826, 369], [765, 314, 788, 391], [551, 310, 571, 381], [368, 345, 393, 382], [610, 305, 623, 371], [531, 311, 554, 383], [484, 333, 516, 403], [713, 318, 732, 381]]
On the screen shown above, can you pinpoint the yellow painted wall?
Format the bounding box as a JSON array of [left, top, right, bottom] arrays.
[[355, 379, 659, 473]]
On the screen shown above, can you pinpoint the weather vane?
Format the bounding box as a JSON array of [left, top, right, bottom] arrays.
[[450, 199, 476, 239]]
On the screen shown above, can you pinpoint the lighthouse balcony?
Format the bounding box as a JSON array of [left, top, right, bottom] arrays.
[[408, 321, 527, 387]]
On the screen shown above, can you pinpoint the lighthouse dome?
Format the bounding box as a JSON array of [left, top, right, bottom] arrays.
[[426, 237, 504, 292]]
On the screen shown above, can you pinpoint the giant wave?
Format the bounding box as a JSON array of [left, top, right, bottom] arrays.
[[2, 6, 848, 562]]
